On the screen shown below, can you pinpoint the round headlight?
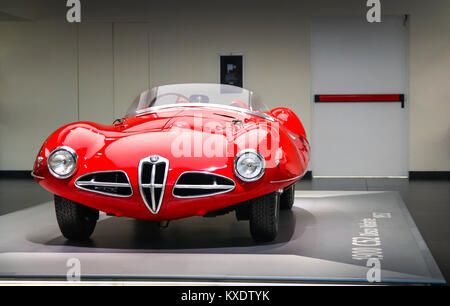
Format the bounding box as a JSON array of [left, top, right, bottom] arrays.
[[234, 149, 265, 182], [47, 146, 77, 178]]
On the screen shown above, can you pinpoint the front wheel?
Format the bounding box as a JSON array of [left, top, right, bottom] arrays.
[[280, 184, 295, 210], [249, 192, 280, 242], [54, 195, 99, 241]]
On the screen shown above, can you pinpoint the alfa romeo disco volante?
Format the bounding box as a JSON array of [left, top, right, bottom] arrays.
[[32, 83, 310, 242]]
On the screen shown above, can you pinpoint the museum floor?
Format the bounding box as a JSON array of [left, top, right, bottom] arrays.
[[0, 177, 448, 283]]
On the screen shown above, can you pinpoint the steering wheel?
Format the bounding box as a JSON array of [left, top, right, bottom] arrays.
[[153, 93, 190, 104], [229, 99, 249, 109]]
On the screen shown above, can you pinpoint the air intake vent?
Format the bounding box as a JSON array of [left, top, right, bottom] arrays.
[[138, 155, 169, 214], [173, 172, 235, 198], [75, 171, 132, 197]]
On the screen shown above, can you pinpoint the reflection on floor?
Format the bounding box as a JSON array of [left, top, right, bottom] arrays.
[[0, 177, 448, 282]]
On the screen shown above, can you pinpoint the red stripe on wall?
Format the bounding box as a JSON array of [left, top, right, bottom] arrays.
[[317, 94, 402, 102]]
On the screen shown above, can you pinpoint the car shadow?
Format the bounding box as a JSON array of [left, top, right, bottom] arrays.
[[41, 208, 315, 252]]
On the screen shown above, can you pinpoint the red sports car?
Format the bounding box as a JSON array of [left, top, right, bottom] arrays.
[[32, 84, 310, 242]]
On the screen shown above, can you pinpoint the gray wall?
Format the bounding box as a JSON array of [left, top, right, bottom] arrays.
[[0, 0, 449, 171], [0, 22, 79, 169]]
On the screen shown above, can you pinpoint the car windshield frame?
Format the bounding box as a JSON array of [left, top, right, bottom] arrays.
[[125, 83, 271, 119]]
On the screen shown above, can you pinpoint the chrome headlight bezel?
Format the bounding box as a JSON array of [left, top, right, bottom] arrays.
[[47, 146, 78, 179], [233, 149, 266, 182]]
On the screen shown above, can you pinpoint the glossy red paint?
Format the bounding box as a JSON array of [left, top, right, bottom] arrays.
[[33, 105, 310, 221]]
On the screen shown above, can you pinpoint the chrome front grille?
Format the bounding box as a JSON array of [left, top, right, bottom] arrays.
[[75, 171, 133, 197], [138, 155, 169, 214], [173, 172, 235, 198]]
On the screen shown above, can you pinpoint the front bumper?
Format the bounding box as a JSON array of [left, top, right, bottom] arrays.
[[34, 166, 293, 221]]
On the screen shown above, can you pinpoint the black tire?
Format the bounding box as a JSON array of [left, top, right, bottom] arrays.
[[54, 195, 99, 241], [249, 192, 280, 242], [280, 184, 295, 210]]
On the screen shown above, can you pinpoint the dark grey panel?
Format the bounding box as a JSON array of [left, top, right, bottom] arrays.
[[0, 179, 52, 215], [0, 191, 444, 284], [311, 178, 367, 191]]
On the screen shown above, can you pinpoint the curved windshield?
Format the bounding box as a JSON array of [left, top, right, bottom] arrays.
[[125, 83, 269, 117]]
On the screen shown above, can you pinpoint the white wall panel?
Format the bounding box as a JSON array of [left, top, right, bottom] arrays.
[[113, 23, 150, 119], [311, 16, 409, 176], [78, 23, 114, 124], [0, 22, 78, 170], [0, 0, 449, 172]]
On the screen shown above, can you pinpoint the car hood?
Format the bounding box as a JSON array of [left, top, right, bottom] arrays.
[[120, 106, 262, 134], [36, 106, 279, 174]]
